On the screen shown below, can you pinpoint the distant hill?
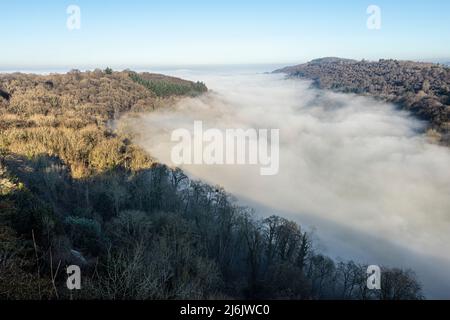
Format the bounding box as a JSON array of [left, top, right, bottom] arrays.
[[275, 57, 357, 73], [275, 58, 450, 145]]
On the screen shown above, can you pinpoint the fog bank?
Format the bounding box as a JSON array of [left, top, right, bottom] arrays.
[[119, 70, 450, 298]]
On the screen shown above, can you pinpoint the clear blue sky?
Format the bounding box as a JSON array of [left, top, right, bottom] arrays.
[[1, 0, 450, 68]]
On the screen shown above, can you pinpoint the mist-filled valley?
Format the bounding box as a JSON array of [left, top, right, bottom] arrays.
[[119, 69, 450, 298], [3, 0, 450, 310]]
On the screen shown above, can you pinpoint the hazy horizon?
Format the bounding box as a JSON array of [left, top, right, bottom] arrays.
[[1, 58, 450, 77]]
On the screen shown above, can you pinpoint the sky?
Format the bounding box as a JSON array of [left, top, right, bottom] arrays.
[[1, 0, 450, 69]]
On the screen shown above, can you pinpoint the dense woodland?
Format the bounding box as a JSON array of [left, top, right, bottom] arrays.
[[0, 69, 422, 300], [275, 58, 450, 145]]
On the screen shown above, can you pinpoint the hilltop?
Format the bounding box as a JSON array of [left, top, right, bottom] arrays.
[[275, 58, 450, 145], [0, 69, 207, 177]]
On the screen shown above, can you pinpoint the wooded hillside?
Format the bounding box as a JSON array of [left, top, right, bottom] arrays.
[[275, 58, 450, 145]]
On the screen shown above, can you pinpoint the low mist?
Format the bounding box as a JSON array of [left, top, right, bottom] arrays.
[[118, 70, 450, 298]]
